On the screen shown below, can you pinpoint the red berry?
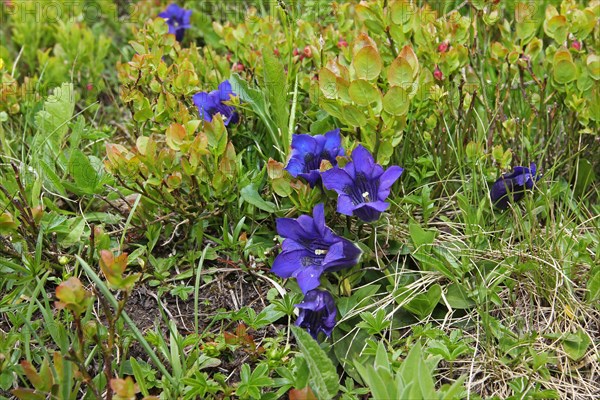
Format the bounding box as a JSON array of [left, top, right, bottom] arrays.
[[293, 48, 299, 56], [437, 41, 449, 53], [273, 48, 280, 56], [303, 46, 312, 58], [571, 40, 581, 51], [86, 83, 93, 91], [337, 39, 348, 48], [434, 66, 443, 80], [233, 63, 244, 72]]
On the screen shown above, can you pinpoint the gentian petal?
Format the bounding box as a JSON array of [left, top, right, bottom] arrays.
[[351, 145, 376, 176], [271, 249, 312, 278], [336, 194, 357, 216], [217, 80, 235, 101], [323, 128, 343, 157], [311, 203, 326, 236], [285, 158, 305, 177], [353, 202, 388, 222], [321, 167, 353, 193], [291, 134, 317, 156], [295, 264, 324, 294], [322, 241, 361, 272], [377, 166, 403, 200], [276, 218, 305, 241]]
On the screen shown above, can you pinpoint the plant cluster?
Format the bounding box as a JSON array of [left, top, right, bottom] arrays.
[[0, 0, 598, 399]]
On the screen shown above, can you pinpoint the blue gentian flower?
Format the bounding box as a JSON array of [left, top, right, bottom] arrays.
[[490, 163, 539, 209], [285, 129, 345, 187], [192, 80, 239, 126], [272, 203, 361, 294], [295, 289, 337, 340], [158, 4, 192, 42], [321, 145, 403, 222]]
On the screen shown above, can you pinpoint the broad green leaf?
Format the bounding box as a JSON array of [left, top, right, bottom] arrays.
[[291, 326, 339, 400], [383, 86, 410, 116], [409, 222, 436, 247], [553, 59, 577, 84], [348, 80, 382, 111], [587, 54, 600, 80], [587, 266, 600, 303], [69, 149, 99, 193], [445, 283, 476, 309], [240, 183, 277, 213], [398, 46, 419, 79], [403, 284, 442, 319], [166, 123, 187, 151], [561, 329, 591, 361], [341, 105, 367, 127], [544, 15, 567, 43], [33, 82, 75, 156], [352, 46, 382, 81], [390, 0, 412, 25], [387, 57, 413, 88]]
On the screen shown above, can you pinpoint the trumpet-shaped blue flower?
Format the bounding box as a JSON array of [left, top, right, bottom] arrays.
[[490, 163, 539, 209], [295, 289, 337, 339], [158, 4, 192, 42], [271, 203, 361, 294], [321, 145, 403, 222], [285, 129, 345, 187], [192, 80, 239, 126]]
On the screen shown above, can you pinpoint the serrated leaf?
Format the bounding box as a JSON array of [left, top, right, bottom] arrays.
[[291, 326, 339, 400]]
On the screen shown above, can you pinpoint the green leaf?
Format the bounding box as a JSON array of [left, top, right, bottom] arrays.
[[561, 329, 591, 361], [587, 54, 600, 80], [348, 80, 382, 111], [341, 105, 367, 127], [409, 222, 436, 247], [383, 86, 410, 116], [263, 47, 289, 139], [230, 74, 282, 156], [241, 183, 277, 212], [387, 57, 414, 88], [445, 283, 476, 309], [33, 83, 75, 156], [587, 266, 600, 303], [291, 326, 339, 399], [553, 59, 577, 84], [352, 46, 382, 81], [39, 160, 66, 196], [69, 149, 100, 194], [403, 284, 442, 319]]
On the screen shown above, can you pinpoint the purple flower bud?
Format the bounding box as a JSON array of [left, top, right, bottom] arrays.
[[490, 163, 539, 209], [295, 289, 337, 340]]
